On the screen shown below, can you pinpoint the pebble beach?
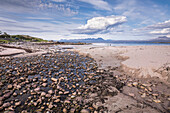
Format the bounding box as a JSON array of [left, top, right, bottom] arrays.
[[0, 42, 170, 113]]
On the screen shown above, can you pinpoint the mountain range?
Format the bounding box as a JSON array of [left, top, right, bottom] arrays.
[[59, 36, 170, 43]]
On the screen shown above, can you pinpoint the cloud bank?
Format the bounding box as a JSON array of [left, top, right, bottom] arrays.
[[74, 15, 127, 34], [148, 20, 170, 35], [78, 0, 112, 11]]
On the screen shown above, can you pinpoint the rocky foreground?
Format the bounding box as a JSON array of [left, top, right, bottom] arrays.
[[0, 51, 123, 113], [0, 44, 169, 113]]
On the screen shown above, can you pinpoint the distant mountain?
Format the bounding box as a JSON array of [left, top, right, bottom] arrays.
[[59, 36, 170, 43], [60, 37, 112, 43], [149, 36, 170, 42]]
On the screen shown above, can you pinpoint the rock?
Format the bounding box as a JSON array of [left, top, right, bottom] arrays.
[[63, 108, 67, 113], [64, 91, 69, 95], [152, 94, 159, 97], [80, 109, 90, 113], [46, 94, 51, 98], [70, 108, 75, 113], [41, 92, 46, 97], [48, 90, 53, 94], [13, 92, 17, 97], [48, 103, 53, 109], [42, 79, 47, 82], [34, 87, 41, 92], [8, 84, 13, 89], [59, 91, 63, 95], [141, 93, 146, 98], [54, 99, 60, 103], [42, 83, 47, 87], [71, 95, 75, 99], [3, 102, 11, 108], [153, 99, 161, 103], [15, 101, 21, 106], [33, 102, 38, 106], [51, 78, 57, 82], [64, 100, 70, 104], [129, 93, 135, 97], [3, 91, 12, 99], [132, 82, 138, 87], [16, 85, 21, 89], [0, 101, 3, 106]]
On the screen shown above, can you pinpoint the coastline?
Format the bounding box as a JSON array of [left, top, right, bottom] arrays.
[[0, 43, 169, 112]]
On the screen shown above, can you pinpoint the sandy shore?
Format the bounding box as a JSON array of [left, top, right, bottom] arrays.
[[70, 45, 170, 83], [0, 43, 170, 112]]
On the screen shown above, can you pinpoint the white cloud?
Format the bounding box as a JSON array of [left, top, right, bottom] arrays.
[[74, 15, 127, 34], [78, 0, 112, 11], [150, 28, 170, 35], [51, 0, 66, 2], [147, 20, 170, 29]]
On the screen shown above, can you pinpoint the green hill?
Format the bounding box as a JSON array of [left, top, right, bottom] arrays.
[[0, 31, 48, 43]]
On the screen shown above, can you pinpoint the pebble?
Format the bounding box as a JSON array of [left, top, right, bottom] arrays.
[[80, 109, 90, 113], [46, 94, 51, 98], [3, 102, 11, 108], [13, 92, 17, 97], [15, 101, 21, 106], [41, 92, 46, 97], [51, 78, 57, 82], [153, 99, 161, 103], [0, 101, 3, 106], [8, 84, 13, 89], [48, 90, 53, 94], [70, 108, 75, 113], [63, 108, 67, 113], [34, 87, 41, 92], [132, 82, 138, 87], [42, 83, 47, 87], [54, 99, 60, 103], [141, 93, 146, 98]]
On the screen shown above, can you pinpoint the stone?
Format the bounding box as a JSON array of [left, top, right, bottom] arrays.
[[54, 99, 60, 103], [34, 87, 41, 92], [46, 94, 51, 98], [59, 91, 63, 95], [17, 85, 21, 89], [80, 109, 90, 113], [48, 90, 53, 94], [3, 102, 11, 108], [63, 108, 67, 113], [132, 82, 138, 87], [8, 84, 13, 89], [64, 91, 69, 95], [0, 101, 3, 106], [70, 108, 75, 113], [153, 99, 161, 103], [15, 101, 21, 106], [41, 92, 46, 97], [42, 83, 47, 87], [48, 104, 53, 109], [141, 93, 146, 98], [51, 78, 57, 82], [42, 79, 47, 82], [64, 100, 70, 104], [13, 92, 17, 97]]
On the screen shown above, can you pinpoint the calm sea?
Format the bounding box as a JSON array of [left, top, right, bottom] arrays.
[[92, 42, 170, 46]]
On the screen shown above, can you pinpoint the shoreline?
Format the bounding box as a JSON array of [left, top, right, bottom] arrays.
[[0, 43, 169, 112]]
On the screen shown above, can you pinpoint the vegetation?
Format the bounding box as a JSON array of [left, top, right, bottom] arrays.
[[0, 31, 48, 43]]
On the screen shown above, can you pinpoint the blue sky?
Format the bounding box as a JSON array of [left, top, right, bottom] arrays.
[[0, 0, 170, 40]]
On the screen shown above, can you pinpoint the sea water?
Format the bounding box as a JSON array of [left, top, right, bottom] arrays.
[[92, 42, 170, 46]]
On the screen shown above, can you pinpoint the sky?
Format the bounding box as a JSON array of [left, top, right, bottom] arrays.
[[0, 0, 170, 40]]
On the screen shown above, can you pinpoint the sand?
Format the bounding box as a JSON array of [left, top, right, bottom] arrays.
[[0, 46, 26, 56], [69, 45, 170, 82]]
